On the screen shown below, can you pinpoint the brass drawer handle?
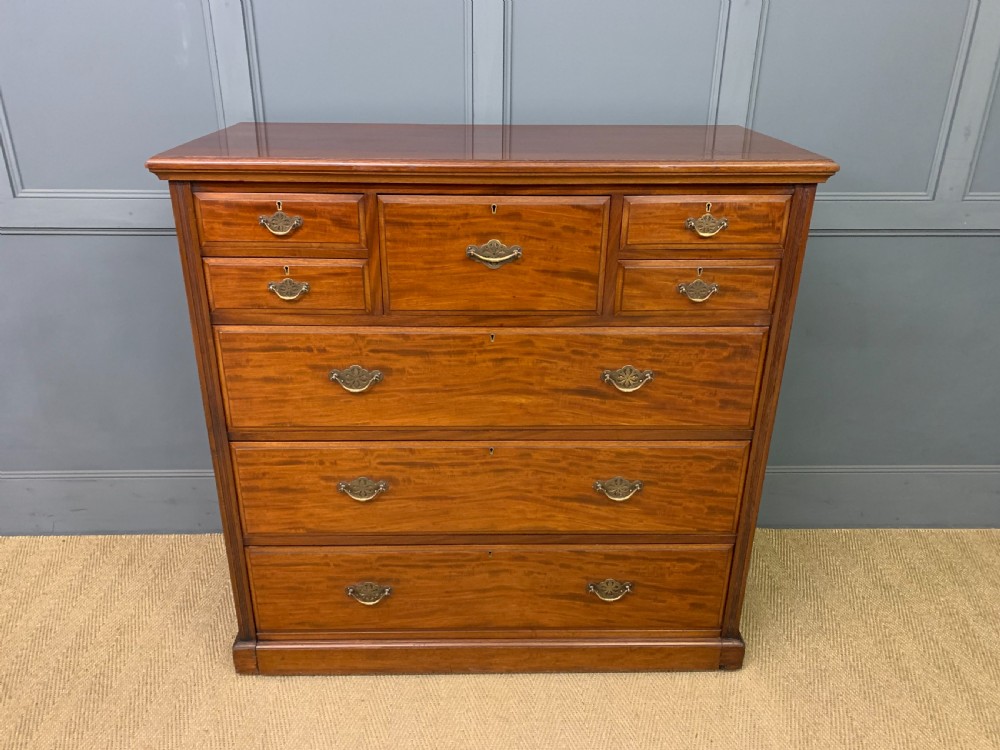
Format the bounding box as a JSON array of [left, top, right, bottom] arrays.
[[267, 277, 310, 301], [594, 477, 643, 502], [338, 477, 388, 503], [467, 238, 522, 269], [685, 202, 728, 238], [329, 365, 383, 393], [677, 267, 719, 303], [602, 365, 654, 393], [346, 582, 392, 606], [588, 579, 633, 602], [259, 201, 303, 236]]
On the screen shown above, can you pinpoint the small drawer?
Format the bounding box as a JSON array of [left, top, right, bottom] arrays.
[[623, 194, 791, 253], [204, 258, 370, 314], [616, 260, 779, 316], [194, 192, 365, 251], [247, 544, 732, 634], [215, 327, 768, 430], [233, 440, 749, 536], [379, 195, 608, 312]]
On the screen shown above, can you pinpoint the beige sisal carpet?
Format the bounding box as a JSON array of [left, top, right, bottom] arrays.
[[1, 531, 998, 749]]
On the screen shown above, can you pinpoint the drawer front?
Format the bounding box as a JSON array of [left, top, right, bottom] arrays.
[[616, 260, 779, 315], [195, 192, 365, 247], [247, 544, 732, 633], [216, 327, 768, 429], [380, 196, 608, 312], [233, 441, 749, 536], [623, 194, 791, 251], [204, 258, 370, 314]]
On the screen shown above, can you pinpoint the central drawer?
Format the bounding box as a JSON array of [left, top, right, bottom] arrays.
[[247, 544, 732, 634], [233, 441, 749, 536], [379, 195, 608, 312], [216, 327, 768, 429]]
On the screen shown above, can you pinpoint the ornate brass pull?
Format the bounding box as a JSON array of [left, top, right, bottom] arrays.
[[338, 477, 388, 503], [329, 365, 383, 393], [268, 277, 310, 301], [685, 202, 728, 238], [594, 477, 643, 502], [466, 239, 522, 269], [677, 267, 719, 303], [602, 365, 654, 393], [588, 579, 633, 602], [346, 582, 392, 606], [259, 201, 303, 236]]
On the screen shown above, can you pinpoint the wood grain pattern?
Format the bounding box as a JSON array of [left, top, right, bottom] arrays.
[[194, 191, 364, 248], [146, 124, 839, 184], [215, 327, 768, 429], [204, 258, 370, 314], [167, 183, 257, 642], [253, 638, 729, 674], [616, 260, 779, 316], [380, 196, 608, 313], [722, 185, 819, 638], [622, 194, 792, 252], [231, 441, 749, 536], [247, 544, 732, 633], [150, 123, 837, 674]]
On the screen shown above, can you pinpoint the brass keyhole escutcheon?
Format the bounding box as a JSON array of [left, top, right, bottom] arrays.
[[491, 203, 497, 214]]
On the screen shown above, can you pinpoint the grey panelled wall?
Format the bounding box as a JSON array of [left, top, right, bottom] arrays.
[[1, 0, 998, 532]]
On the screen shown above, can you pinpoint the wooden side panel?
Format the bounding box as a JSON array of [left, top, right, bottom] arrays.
[[216, 327, 769, 429], [247, 544, 732, 633], [721, 185, 818, 637], [168, 183, 257, 641], [233, 441, 749, 535]]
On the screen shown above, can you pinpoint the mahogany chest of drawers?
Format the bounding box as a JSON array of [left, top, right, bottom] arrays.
[[148, 124, 837, 674]]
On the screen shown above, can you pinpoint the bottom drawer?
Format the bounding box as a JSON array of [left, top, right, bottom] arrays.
[[247, 544, 732, 634]]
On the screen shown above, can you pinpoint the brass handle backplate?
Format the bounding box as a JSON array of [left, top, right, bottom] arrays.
[[259, 201, 303, 236], [338, 477, 388, 502], [588, 579, 633, 602], [329, 365, 383, 393], [268, 277, 310, 301], [594, 477, 643, 502], [602, 365, 654, 393], [685, 202, 728, 238], [346, 582, 392, 605], [467, 239, 522, 269], [677, 267, 719, 303]]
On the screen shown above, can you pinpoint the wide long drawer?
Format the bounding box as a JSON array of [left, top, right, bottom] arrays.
[[215, 327, 768, 429], [247, 544, 732, 633], [233, 441, 749, 536]]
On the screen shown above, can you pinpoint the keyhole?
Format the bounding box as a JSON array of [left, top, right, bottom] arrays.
[[491, 204, 497, 214], [276, 200, 283, 211], [489, 333, 495, 343], [696, 266, 703, 277], [488, 447, 494, 456], [705, 202, 712, 213], [283, 265, 290, 275]]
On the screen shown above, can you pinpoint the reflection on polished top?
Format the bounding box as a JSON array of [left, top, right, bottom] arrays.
[[147, 123, 838, 181]]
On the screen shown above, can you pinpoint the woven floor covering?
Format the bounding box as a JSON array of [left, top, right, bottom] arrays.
[[1, 531, 997, 750]]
